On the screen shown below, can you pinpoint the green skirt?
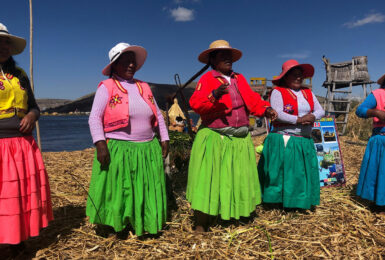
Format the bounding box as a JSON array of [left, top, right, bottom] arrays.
[[86, 138, 167, 236], [186, 128, 262, 220], [258, 133, 320, 209]]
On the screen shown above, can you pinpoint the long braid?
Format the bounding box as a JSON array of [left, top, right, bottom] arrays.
[[1, 57, 29, 88]]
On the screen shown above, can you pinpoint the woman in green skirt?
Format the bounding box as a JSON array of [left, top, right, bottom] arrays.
[[86, 42, 169, 237], [258, 59, 324, 209], [187, 40, 277, 231]]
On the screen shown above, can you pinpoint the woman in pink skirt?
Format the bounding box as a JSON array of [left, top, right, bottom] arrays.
[[0, 23, 53, 253]]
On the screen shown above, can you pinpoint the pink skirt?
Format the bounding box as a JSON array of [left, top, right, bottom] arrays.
[[0, 136, 53, 244]]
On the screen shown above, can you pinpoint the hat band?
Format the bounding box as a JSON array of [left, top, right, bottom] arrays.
[[0, 30, 9, 34], [110, 51, 121, 62]]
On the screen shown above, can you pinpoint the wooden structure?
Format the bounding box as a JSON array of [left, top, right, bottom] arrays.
[[250, 77, 271, 98], [322, 56, 375, 135]]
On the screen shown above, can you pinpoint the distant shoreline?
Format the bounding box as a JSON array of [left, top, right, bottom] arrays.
[[41, 112, 90, 116]]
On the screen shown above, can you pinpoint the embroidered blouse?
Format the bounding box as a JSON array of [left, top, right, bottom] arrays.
[[0, 68, 40, 138]]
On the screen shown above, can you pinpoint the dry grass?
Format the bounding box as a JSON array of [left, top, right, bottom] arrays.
[[344, 108, 373, 142], [1, 135, 384, 259]]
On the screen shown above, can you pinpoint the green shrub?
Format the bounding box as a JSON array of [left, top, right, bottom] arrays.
[[169, 131, 193, 173]]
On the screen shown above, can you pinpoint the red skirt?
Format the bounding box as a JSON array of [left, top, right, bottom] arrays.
[[0, 136, 53, 244]]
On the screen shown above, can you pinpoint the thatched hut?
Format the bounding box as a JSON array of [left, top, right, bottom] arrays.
[[168, 98, 186, 124]]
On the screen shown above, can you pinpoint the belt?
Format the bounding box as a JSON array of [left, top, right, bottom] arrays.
[[0, 108, 28, 115]]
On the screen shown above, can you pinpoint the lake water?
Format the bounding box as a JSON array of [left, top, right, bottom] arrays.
[[35, 113, 201, 152], [35, 115, 93, 152]]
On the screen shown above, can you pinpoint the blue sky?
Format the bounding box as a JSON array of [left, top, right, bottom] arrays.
[[1, 0, 385, 100]]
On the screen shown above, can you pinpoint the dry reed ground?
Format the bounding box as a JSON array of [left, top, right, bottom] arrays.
[[2, 129, 385, 259]]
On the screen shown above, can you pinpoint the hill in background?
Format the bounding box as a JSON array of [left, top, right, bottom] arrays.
[[37, 99, 72, 111], [39, 82, 330, 114], [41, 82, 197, 113]]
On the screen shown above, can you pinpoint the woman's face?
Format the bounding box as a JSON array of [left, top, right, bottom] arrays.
[[112, 51, 137, 80], [211, 50, 233, 76], [284, 68, 304, 90], [0, 36, 11, 64]]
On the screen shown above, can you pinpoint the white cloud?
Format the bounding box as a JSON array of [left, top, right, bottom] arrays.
[[170, 7, 195, 22], [278, 51, 311, 59], [343, 12, 385, 28]]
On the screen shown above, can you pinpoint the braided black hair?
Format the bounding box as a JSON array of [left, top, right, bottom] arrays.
[[1, 57, 30, 89]]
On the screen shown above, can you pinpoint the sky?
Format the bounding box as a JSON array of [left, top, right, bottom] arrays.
[[1, 0, 385, 100]]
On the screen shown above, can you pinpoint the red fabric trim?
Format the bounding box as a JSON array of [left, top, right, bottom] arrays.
[[272, 86, 314, 128], [113, 79, 128, 94], [189, 70, 270, 120], [99, 78, 159, 132]]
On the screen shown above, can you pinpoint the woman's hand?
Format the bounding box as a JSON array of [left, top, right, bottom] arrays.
[[95, 140, 110, 166], [264, 107, 278, 121], [297, 114, 316, 125], [374, 110, 385, 122], [366, 109, 385, 121], [213, 84, 229, 99], [161, 141, 169, 158], [19, 112, 38, 134]]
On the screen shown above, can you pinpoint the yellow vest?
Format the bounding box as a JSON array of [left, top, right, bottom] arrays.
[[0, 68, 29, 119]]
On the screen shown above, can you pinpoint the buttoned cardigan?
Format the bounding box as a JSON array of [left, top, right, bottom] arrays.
[[189, 70, 270, 121]]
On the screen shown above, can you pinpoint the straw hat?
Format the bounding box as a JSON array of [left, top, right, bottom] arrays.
[[102, 42, 147, 76], [377, 73, 385, 87], [0, 23, 26, 55], [198, 40, 242, 64], [272, 59, 314, 85]]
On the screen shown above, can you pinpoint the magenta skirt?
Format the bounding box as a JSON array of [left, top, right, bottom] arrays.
[[0, 136, 53, 244]]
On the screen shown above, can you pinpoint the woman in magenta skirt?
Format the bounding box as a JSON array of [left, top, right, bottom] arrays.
[[0, 23, 53, 253]]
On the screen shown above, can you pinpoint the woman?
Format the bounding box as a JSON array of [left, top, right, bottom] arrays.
[[355, 73, 385, 209], [0, 23, 53, 249], [187, 40, 277, 232], [86, 42, 169, 237], [258, 59, 324, 210]]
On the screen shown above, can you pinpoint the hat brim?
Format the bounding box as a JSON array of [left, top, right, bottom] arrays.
[[272, 63, 314, 85], [0, 34, 26, 55], [102, 45, 147, 76], [377, 73, 385, 86], [198, 47, 242, 64]]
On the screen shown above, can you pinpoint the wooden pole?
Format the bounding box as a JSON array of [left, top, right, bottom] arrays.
[[29, 0, 42, 150], [173, 64, 210, 139]]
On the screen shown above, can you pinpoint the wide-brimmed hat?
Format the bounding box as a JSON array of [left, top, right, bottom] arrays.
[[0, 23, 26, 55], [198, 40, 242, 64], [377, 74, 385, 87], [102, 42, 147, 76], [272, 59, 314, 85]]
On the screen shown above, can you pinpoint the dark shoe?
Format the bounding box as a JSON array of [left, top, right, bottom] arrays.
[[116, 226, 130, 240], [9, 242, 26, 258], [95, 224, 115, 238]]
